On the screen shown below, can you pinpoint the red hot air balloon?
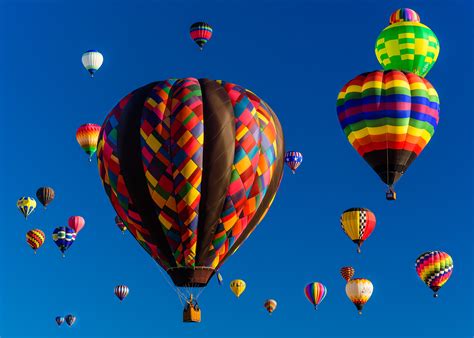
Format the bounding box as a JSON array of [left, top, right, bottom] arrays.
[[114, 285, 129, 301], [68, 216, 85, 233]]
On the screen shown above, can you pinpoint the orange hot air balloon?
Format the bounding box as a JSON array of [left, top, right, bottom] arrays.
[[340, 266, 355, 282], [76, 123, 101, 161]]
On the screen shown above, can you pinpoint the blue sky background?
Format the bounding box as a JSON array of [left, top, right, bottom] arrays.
[[0, 0, 472, 337]]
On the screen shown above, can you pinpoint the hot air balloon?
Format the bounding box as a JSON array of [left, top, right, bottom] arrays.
[[26, 229, 45, 253], [65, 314, 76, 327], [36, 187, 55, 209], [284, 151, 303, 174], [340, 208, 376, 253], [264, 299, 277, 314], [81, 50, 103, 77], [114, 285, 129, 301], [52, 227, 76, 257], [68, 216, 85, 233], [190, 22, 213, 50], [55, 316, 64, 326], [337, 70, 439, 200], [230, 279, 246, 298], [340, 266, 355, 282], [345, 278, 373, 315], [17, 197, 36, 220], [375, 8, 439, 77], [415, 251, 453, 298], [76, 123, 101, 161], [115, 215, 127, 234], [304, 282, 327, 310], [97, 78, 284, 321], [216, 271, 223, 286]]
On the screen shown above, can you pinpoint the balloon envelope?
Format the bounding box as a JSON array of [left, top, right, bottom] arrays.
[[304, 282, 327, 309], [55, 316, 64, 326], [230, 279, 246, 298], [340, 266, 355, 282], [68, 216, 85, 233], [76, 123, 101, 160], [52, 227, 76, 256], [345, 278, 373, 314], [415, 251, 453, 297], [340, 208, 376, 253], [65, 314, 76, 326], [114, 285, 130, 301], [82, 50, 103, 77], [284, 151, 303, 173], [190, 22, 213, 49], [264, 299, 277, 314], [17, 197, 36, 219], [26, 229, 45, 252], [36, 187, 55, 208]]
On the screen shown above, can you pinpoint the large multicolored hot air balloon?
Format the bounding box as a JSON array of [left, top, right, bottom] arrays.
[[340, 266, 355, 282], [26, 229, 45, 253], [264, 299, 277, 314], [375, 8, 439, 77], [55, 316, 64, 326], [340, 208, 376, 253], [345, 278, 373, 315], [304, 282, 327, 310], [17, 197, 36, 220], [230, 279, 246, 298], [36, 187, 55, 209], [115, 215, 127, 234], [68, 216, 85, 233], [97, 78, 284, 316], [52, 227, 76, 257], [415, 251, 453, 298], [65, 314, 76, 327], [190, 22, 213, 50], [76, 123, 101, 161], [114, 285, 130, 301], [81, 50, 103, 77], [337, 70, 440, 199], [284, 151, 303, 174]]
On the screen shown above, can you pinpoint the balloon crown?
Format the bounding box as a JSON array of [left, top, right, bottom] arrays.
[[389, 8, 421, 24]]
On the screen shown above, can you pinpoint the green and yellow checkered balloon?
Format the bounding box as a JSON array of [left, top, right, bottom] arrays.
[[375, 8, 439, 77]]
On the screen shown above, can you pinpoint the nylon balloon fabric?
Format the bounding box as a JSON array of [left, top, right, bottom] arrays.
[[376, 9, 439, 77], [340, 208, 376, 253], [189, 22, 213, 49], [345, 278, 373, 314], [114, 285, 129, 301], [17, 197, 36, 219], [337, 70, 440, 187], [340, 266, 355, 282], [415, 251, 453, 296], [26, 229, 45, 252], [52, 226, 76, 256], [76, 123, 101, 159], [304, 282, 327, 309], [97, 78, 285, 287], [36, 187, 55, 208]]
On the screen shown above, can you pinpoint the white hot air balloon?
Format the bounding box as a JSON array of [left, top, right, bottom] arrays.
[[81, 50, 103, 77]]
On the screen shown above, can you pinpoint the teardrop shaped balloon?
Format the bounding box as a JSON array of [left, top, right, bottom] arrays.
[[81, 50, 103, 77], [115, 215, 127, 233], [340, 266, 355, 282], [304, 282, 327, 310], [55, 316, 64, 326], [36, 187, 55, 209], [264, 299, 277, 314], [284, 151, 303, 174], [17, 197, 36, 220], [415, 251, 453, 298], [345, 278, 373, 315], [337, 70, 440, 199], [76, 123, 101, 161], [340, 208, 376, 253], [26, 229, 45, 253], [97, 78, 284, 292], [114, 285, 129, 301], [376, 9, 439, 77], [68, 216, 85, 233], [65, 314, 76, 326], [52, 226, 76, 257], [190, 22, 213, 50], [230, 279, 246, 298]]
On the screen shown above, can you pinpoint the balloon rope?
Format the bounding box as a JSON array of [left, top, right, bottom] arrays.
[[157, 266, 187, 305]]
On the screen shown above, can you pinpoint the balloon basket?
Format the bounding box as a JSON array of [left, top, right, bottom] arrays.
[[183, 305, 201, 323], [385, 191, 396, 201]]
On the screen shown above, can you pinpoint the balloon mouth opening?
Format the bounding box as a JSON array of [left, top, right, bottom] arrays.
[[167, 267, 215, 287]]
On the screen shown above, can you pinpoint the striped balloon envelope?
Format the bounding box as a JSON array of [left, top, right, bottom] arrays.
[[36, 187, 55, 209], [304, 282, 327, 310], [52, 227, 76, 257], [264, 299, 277, 314], [189, 22, 213, 50], [415, 251, 453, 297], [26, 229, 45, 253], [284, 151, 303, 174], [76, 123, 101, 161], [340, 266, 355, 282], [81, 50, 103, 77], [337, 70, 439, 198], [340, 208, 376, 253], [114, 285, 130, 301]]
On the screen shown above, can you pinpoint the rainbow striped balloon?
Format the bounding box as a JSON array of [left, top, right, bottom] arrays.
[[304, 282, 327, 310], [337, 70, 439, 194], [76, 123, 101, 161], [376, 8, 439, 77], [415, 251, 453, 297], [26, 229, 45, 253], [190, 22, 213, 50]]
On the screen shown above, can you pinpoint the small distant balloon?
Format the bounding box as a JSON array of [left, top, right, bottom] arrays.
[[284, 151, 303, 174], [415, 251, 453, 298], [304, 282, 327, 310], [340, 266, 355, 282], [114, 285, 129, 301], [76, 123, 101, 161], [346, 278, 373, 315], [68, 216, 85, 233], [17, 197, 36, 220], [340, 208, 376, 253], [55, 316, 64, 326], [190, 22, 213, 50], [52, 227, 76, 257], [26, 229, 45, 253], [65, 314, 76, 327], [115, 215, 127, 233], [264, 299, 277, 314], [81, 50, 103, 77], [230, 279, 246, 298], [36, 187, 55, 209]]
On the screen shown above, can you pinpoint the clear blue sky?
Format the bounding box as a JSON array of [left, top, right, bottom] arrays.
[[0, 0, 472, 337]]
